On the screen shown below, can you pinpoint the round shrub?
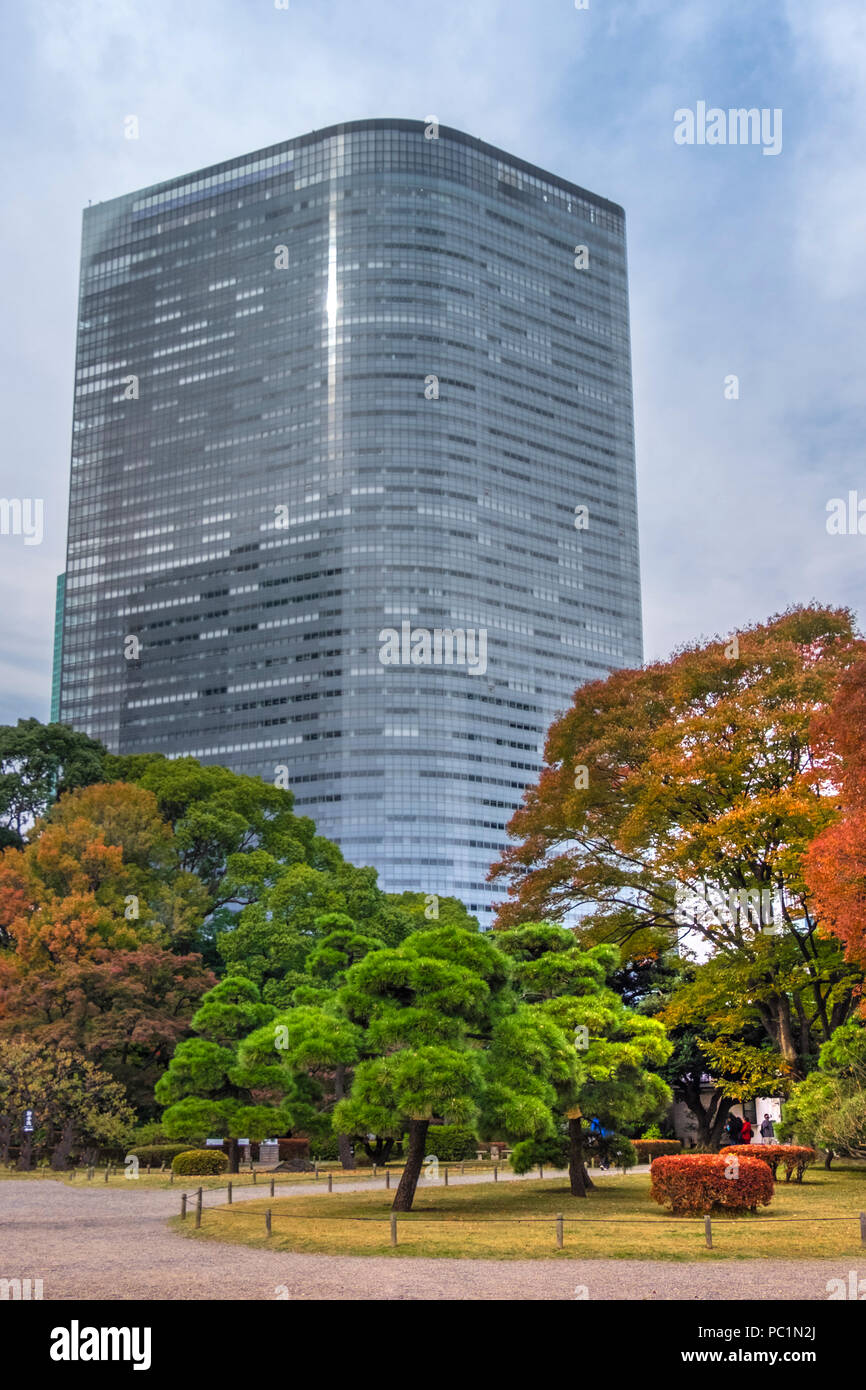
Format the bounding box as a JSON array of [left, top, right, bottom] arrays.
[[632, 1139, 682, 1162], [720, 1143, 817, 1183], [651, 1153, 774, 1215], [171, 1149, 230, 1177]]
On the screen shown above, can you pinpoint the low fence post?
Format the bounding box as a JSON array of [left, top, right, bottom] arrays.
[[373, 1163, 377, 1178], [104, 1167, 110, 1183], [314, 1163, 319, 1180], [227, 1181, 233, 1205], [704, 1216, 712, 1249], [195, 1187, 202, 1229], [169, 1170, 174, 1184], [386, 1168, 390, 1189], [444, 1166, 449, 1187], [539, 1163, 544, 1180], [860, 1212, 866, 1247], [494, 1164, 499, 1182], [556, 1214, 564, 1249], [266, 1209, 272, 1236], [180, 1193, 187, 1221], [328, 1172, 333, 1193], [252, 1168, 257, 1184], [270, 1176, 275, 1198], [460, 1161, 465, 1176], [390, 1213, 397, 1247]]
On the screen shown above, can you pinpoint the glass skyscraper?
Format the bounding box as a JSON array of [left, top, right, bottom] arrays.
[[58, 119, 642, 923]]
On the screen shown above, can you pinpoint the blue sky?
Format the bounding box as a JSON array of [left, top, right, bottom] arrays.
[[1, 0, 864, 725]]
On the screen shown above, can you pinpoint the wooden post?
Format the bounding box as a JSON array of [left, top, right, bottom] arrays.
[[539, 1163, 544, 1180], [169, 1170, 174, 1184], [373, 1163, 377, 1178], [328, 1172, 333, 1193], [444, 1166, 449, 1187], [104, 1167, 110, 1183], [386, 1168, 390, 1189], [390, 1213, 397, 1247], [860, 1212, 866, 1247], [195, 1187, 202, 1229], [494, 1164, 499, 1182], [270, 1176, 275, 1197], [556, 1214, 564, 1249], [460, 1161, 465, 1176], [252, 1167, 257, 1184], [266, 1209, 272, 1236], [227, 1181, 233, 1204], [705, 1215, 712, 1249], [181, 1193, 187, 1220], [314, 1163, 319, 1180]]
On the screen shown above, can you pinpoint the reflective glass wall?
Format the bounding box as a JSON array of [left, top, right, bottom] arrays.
[[59, 119, 642, 923]]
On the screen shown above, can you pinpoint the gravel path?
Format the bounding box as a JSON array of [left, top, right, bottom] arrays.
[[0, 1177, 860, 1301]]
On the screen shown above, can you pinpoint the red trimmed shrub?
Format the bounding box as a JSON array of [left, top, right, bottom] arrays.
[[720, 1144, 817, 1183], [651, 1153, 775, 1214], [632, 1139, 682, 1162]]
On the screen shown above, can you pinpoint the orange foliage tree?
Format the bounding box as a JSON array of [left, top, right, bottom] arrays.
[[490, 607, 865, 1074], [805, 657, 866, 1003]]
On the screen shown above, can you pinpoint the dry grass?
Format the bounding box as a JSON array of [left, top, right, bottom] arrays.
[[176, 1167, 866, 1262]]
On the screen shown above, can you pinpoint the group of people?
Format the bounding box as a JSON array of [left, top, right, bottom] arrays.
[[724, 1112, 776, 1146]]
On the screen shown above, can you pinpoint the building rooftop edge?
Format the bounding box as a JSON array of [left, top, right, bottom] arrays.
[[83, 117, 625, 220]]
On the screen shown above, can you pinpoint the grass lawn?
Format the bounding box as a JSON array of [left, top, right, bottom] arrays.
[[174, 1167, 866, 1261]]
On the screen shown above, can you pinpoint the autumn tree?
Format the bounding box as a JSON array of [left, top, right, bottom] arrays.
[[491, 607, 865, 1077], [0, 782, 214, 1109], [805, 657, 866, 999]]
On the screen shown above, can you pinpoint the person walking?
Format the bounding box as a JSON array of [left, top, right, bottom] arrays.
[[725, 1112, 743, 1146], [740, 1118, 753, 1145], [760, 1113, 775, 1145]]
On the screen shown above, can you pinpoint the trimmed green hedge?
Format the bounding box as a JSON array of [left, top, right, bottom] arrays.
[[127, 1144, 197, 1166], [308, 1135, 341, 1161], [424, 1125, 478, 1161], [171, 1149, 230, 1176]]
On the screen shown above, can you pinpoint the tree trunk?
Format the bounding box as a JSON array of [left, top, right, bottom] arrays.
[[334, 1063, 355, 1169], [0, 1115, 11, 1166], [568, 1117, 588, 1197], [227, 1137, 240, 1174], [51, 1119, 75, 1171], [17, 1133, 33, 1172], [392, 1118, 429, 1212]]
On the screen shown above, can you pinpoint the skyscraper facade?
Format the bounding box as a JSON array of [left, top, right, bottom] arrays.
[[58, 119, 642, 922]]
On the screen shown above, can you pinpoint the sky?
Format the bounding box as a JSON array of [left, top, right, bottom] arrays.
[[1, 0, 864, 726]]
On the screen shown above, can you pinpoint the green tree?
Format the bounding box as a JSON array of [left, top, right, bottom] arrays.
[[0, 1039, 132, 1170], [496, 924, 673, 1194], [0, 719, 106, 847], [156, 977, 286, 1172], [778, 1021, 866, 1163]]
